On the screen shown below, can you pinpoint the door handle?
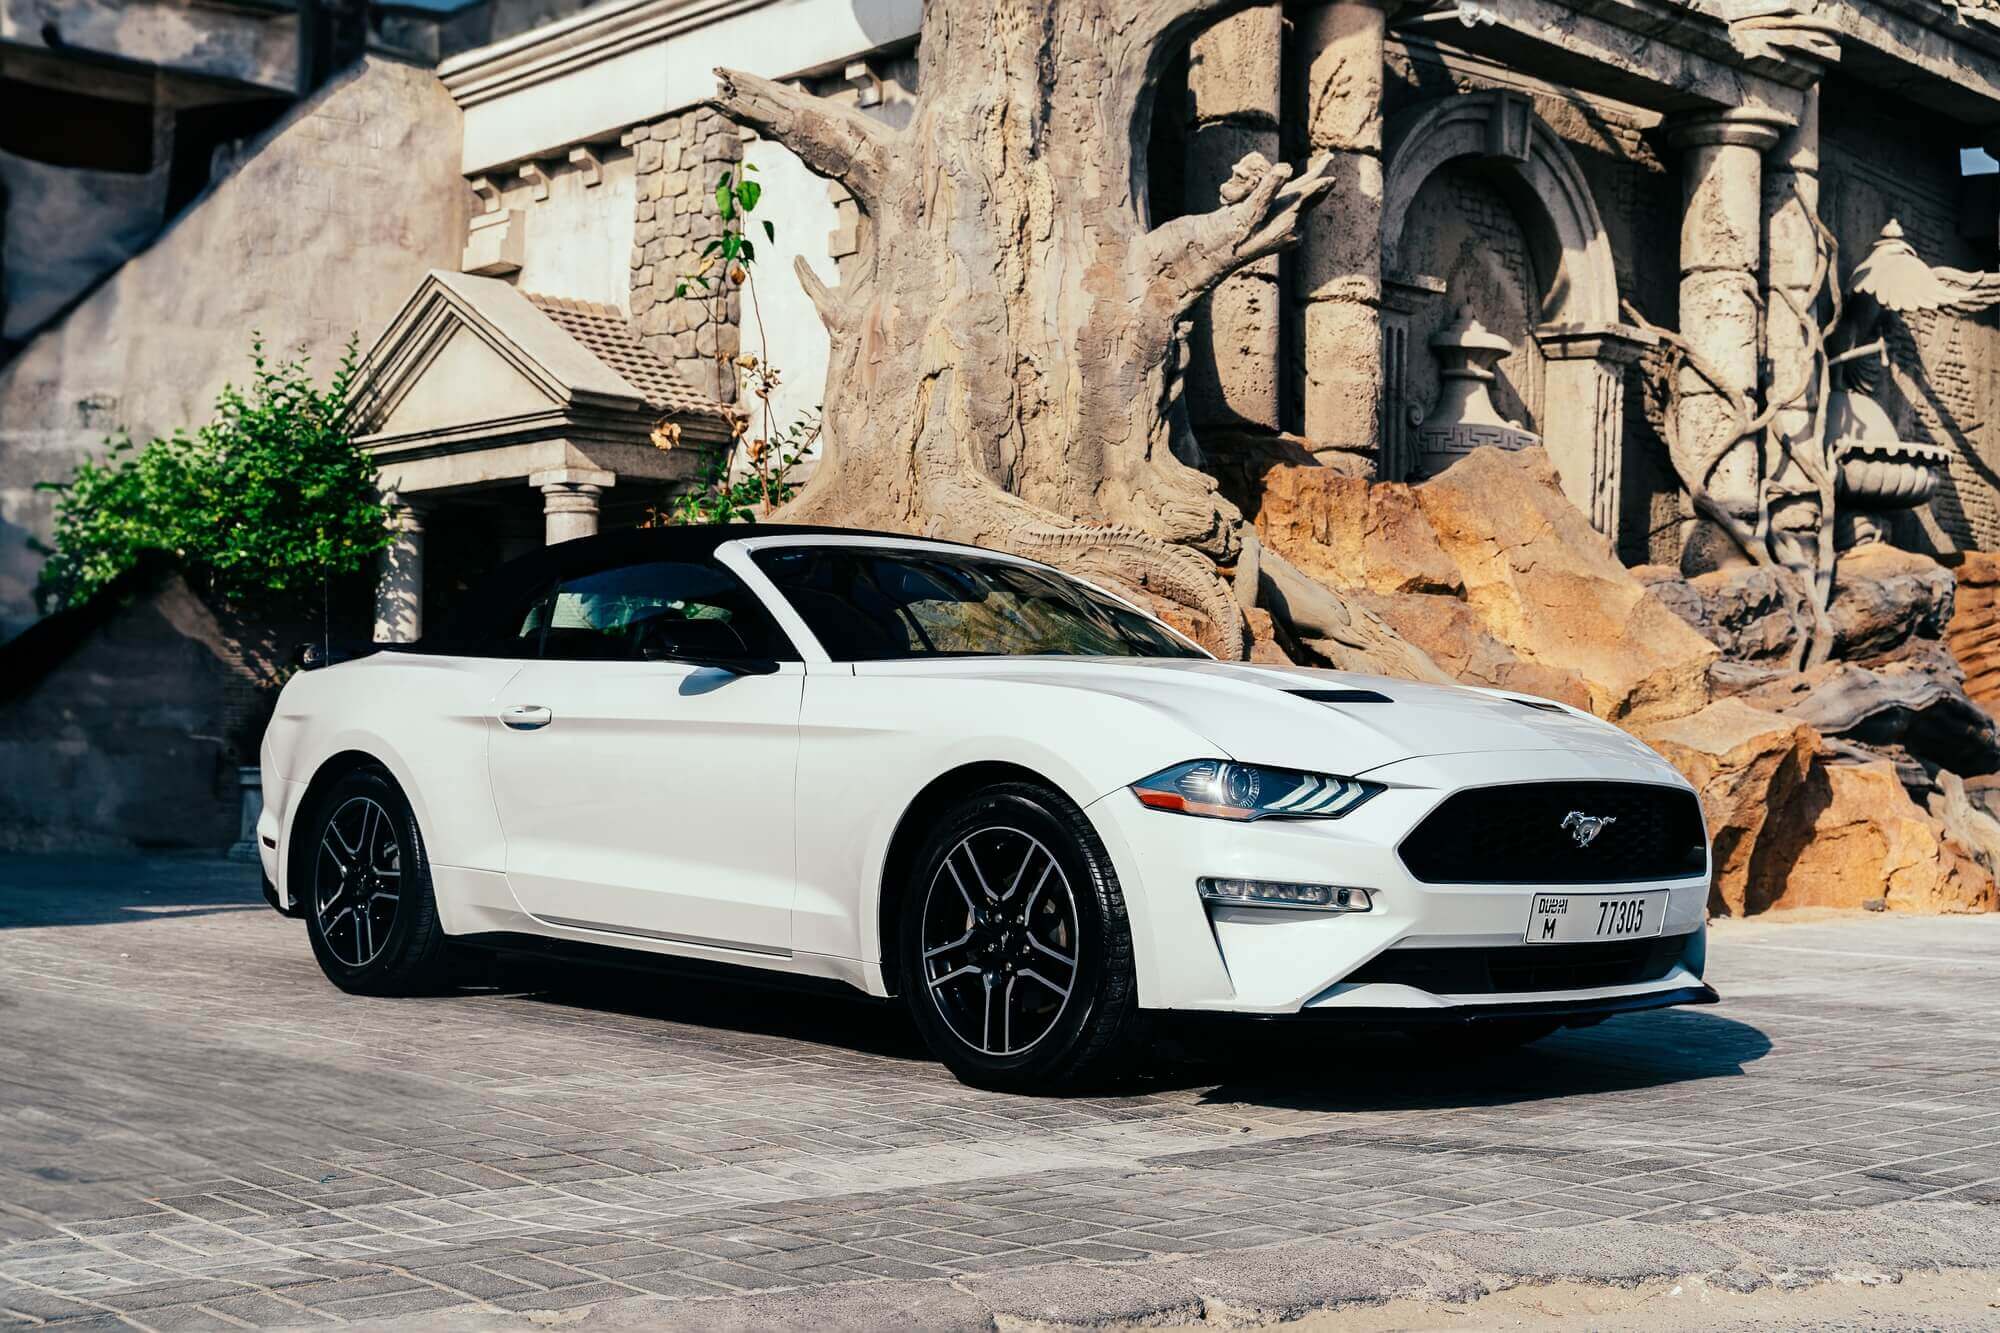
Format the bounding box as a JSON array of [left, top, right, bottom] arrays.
[[500, 704, 553, 731]]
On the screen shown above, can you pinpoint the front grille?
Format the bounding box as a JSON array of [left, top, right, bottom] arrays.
[[1344, 937, 1688, 994], [1399, 781, 1706, 884]]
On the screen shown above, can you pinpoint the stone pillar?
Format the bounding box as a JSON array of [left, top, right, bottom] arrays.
[[1668, 108, 1787, 573], [1184, 6, 1283, 432], [533, 468, 614, 544], [372, 501, 426, 644], [627, 109, 743, 405], [1297, 0, 1390, 474], [1762, 88, 1822, 555], [1538, 325, 1657, 553]]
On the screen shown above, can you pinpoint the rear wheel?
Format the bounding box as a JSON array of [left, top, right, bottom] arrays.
[[899, 782, 1149, 1092], [303, 767, 451, 995]]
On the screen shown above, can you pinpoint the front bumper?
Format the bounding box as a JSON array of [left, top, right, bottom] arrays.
[[1086, 748, 1713, 1017]]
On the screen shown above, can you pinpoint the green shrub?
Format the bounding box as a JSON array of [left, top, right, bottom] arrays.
[[35, 336, 389, 615]]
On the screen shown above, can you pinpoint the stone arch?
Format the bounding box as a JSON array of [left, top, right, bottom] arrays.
[[1377, 90, 1651, 550], [1382, 90, 1618, 327]]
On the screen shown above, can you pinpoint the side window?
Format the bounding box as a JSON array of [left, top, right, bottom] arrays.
[[534, 560, 791, 663]]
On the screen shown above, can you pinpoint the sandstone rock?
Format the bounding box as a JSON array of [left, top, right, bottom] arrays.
[[1827, 544, 1955, 663], [1254, 543, 1454, 684], [1638, 699, 1821, 917], [1758, 761, 1995, 914], [1963, 772, 2000, 825], [1354, 591, 1592, 710], [1737, 644, 2000, 778], [1942, 550, 2000, 714], [1928, 770, 2000, 886], [1636, 563, 1810, 665], [1254, 466, 1462, 597], [1243, 607, 1292, 665], [1412, 448, 1718, 725]]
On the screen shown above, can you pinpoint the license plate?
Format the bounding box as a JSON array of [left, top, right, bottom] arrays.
[[1525, 891, 1667, 944]]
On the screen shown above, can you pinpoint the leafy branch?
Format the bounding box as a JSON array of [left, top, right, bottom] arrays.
[[657, 159, 820, 524], [32, 336, 388, 615]]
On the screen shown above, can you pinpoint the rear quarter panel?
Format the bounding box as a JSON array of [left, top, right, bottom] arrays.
[[264, 653, 525, 910]]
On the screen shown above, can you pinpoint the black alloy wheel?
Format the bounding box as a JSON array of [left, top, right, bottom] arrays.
[[302, 767, 451, 995], [901, 782, 1149, 1092]]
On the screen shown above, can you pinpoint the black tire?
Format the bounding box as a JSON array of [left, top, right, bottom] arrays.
[[301, 767, 452, 996], [899, 781, 1150, 1093]]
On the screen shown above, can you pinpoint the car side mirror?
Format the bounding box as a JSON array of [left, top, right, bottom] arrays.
[[672, 654, 782, 676], [635, 617, 778, 675]]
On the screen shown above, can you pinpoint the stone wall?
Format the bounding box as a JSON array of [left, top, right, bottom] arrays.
[[481, 147, 637, 312], [1396, 163, 1548, 435], [1382, 55, 1682, 563], [0, 56, 468, 645], [0, 567, 242, 852], [628, 108, 746, 406], [625, 56, 919, 430], [1821, 77, 2000, 553]]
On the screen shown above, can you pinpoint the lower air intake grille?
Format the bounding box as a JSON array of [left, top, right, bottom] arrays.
[[1344, 937, 1689, 994], [1399, 781, 1706, 885]]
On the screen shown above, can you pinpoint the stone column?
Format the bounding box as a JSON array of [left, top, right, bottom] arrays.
[[532, 468, 614, 544], [372, 501, 426, 644], [1762, 88, 1822, 555], [1538, 325, 1657, 553], [1297, 0, 1390, 474], [1668, 108, 1787, 573], [1184, 6, 1283, 432]]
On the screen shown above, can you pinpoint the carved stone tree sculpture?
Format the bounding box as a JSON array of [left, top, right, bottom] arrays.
[[709, 2, 1394, 661]]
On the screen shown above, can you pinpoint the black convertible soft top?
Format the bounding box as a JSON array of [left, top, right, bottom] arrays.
[[418, 523, 932, 657]]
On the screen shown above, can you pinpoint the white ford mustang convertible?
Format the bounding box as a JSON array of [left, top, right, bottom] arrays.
[[259, 525, 1715, 1091]]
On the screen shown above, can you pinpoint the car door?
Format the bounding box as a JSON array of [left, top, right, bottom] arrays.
[[487, 556, 804, 956]]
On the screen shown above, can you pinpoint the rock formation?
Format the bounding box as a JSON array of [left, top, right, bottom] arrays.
[[1250, 443, 2000, 915]]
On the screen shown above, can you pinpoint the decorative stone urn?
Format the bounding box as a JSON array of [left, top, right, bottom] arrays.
[[1412, 306, 1539, 480], [1827, 387, 1949, 549]]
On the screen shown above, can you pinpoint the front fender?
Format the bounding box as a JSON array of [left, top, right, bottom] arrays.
[[791, 674, 1220, 981]]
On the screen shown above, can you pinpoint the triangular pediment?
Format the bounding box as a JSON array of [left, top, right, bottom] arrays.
[[349, 270, 655, 445]]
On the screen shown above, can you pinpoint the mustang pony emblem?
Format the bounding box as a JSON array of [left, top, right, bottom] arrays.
[[1561, 811, 1616, 848]]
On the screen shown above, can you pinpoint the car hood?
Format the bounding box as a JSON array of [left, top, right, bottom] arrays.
[[850, 656, 1676, 778]]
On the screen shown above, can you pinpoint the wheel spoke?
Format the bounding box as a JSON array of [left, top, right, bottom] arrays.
[[981, 972, 996, 1053], [923, 927, 975, 961], [1027, 933, 1075, 969], [325, 811, 361, 861], [1019, 967, 1071, 1000], [945, 857, 979, 916], [1020, 861, 1055, 921], [319, 833, 353, 874], [999, 841, 1038, 902], [928, 963, 980, 990], [963, 842, 1000, 903], [1002, 975, 1016, 1053]]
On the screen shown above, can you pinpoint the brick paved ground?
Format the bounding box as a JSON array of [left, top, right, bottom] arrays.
[[1, 855, 1997, 1330]]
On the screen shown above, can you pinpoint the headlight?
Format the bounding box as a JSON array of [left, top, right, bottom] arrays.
[[1130, 760, 1383, 821]]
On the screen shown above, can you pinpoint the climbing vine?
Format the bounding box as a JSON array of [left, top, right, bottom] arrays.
[[650, 162, 818, 523]]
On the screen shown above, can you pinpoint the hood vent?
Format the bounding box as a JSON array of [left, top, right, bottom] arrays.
[[1290, 688, 1393, 704], [1511, 697, 1570, 714]]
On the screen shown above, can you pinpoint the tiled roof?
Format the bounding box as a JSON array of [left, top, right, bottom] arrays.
[[524, 293, 729, 420]]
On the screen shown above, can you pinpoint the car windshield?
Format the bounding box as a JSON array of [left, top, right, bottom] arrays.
[[751, 545, 1208, 661]]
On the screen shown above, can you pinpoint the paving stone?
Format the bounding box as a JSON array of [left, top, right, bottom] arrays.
[[3, 858, 1999, 1328]]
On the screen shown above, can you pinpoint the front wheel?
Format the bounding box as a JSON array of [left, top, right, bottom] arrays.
[[899, 782, 1150, 1093], [302, 767, 451, 995]]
